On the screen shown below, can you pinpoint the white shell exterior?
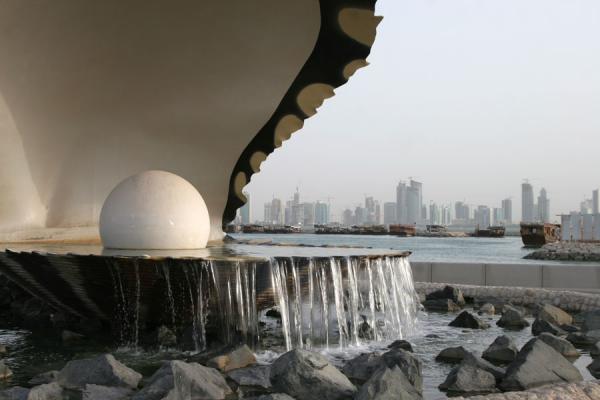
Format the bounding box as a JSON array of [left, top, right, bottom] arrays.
[[99, 171, 209, 249]]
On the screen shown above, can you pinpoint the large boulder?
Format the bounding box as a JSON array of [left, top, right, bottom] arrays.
[[23, 383, 63, 400], [461, 353, 505, 381], [270, 350, 356, 400], [342, 352, 383, 383], [227, 365, 271, 390], [587, 358, 600, 378], [435, 346, 470, 364], [438, 359, 497, 395], [422, 299, 461, 312], [0, 387, 29, 400], [83, 384, 131, 400], [591, 342, 600, 358], [207, 345, 256, 372], [387, 340, 413, 352], [355, 366, 421, 400], [499, 338, 583, 391], [496, 306, 529, 330], [57, 354, 141, 390], [449, 311, 489, 330], [380, 349, 423, 393], [478, 303, 495, 315], [426, 286, 465, 306], [538, 332, 580, 359], [28, 371, 59, 386], [581, 310, 600, 332], [482, 335, 518, 365], [566, 332, 597, 347], [537, 304, 573, 326], [532, 318, 566, 337], [132, 360, 232, 400], [0, 360, 12, 380]]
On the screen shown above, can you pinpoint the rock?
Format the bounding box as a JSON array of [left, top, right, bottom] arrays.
[[479, 303, 495, 315], [0, 345, 6, 354], [587, 358, 600, 378], [532, 318, 566, 336], [425, 285, 465, 306], [28, 371, 59, 386], [0, 360, 13, 380], [538, 304, 573, 326], [581, 310, 600, 332], [538, 332, 580, 359], [500, 338, 583, 391], [560, 324, 580, 333], [566, 332, 597, 347], [387, 340, 413, 352], [257, 394, 295, 400], [155, 326, 177, 348], [57, 354, 142, 390], [27, 383, 64, 400], [61, 330, 85, 342], [449, 311, 489, 329], [266, 309, 281, 319], [591, 342, 600, 358], [380, 349, 423, 393], [439, 359, 497, 395], [461, 353, 505, 381], [482, 335, 518, 364], [497, 306, 529, 330], [0, 387, 29, 400], [207, 345, 256, 372], [342, 352, 383, 383], [270, 349, 356, 400], [355, 366, 421, 400], [425, 334, 440, 339], [83, 384, 131, 400], [227, 365, 271, 389], [435, 346, 470, 364], [358, 318, 374, 340], [133, 360, 232, 400], [422, 299, 461, 312]]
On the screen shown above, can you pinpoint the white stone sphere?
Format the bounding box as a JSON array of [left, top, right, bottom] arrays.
[[99, 170, 210, 249]]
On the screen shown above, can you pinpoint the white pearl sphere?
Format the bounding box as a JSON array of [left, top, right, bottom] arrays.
[[100, 170, 210, 249]]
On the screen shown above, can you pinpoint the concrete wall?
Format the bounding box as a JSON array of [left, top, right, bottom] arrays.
[[411, 261, 600, 293]]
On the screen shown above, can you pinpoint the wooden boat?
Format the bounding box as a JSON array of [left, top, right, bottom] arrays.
[[520, 222, 560, 247], [389, 224, 417, 237], [472, 226, 505, 238]]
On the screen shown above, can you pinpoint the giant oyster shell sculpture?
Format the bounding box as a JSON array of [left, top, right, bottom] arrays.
[[0, 1, 381, 247]]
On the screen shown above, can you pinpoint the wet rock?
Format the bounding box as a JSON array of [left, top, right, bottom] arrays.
[[435, 346, 470, 364], [28, 371, 59, 385], [257, 394, 295, 400], [227, 365, 271, 390], [0, 387, 29, 400], [355, 366, 422, 400], [0, 360, 13, 380], [581, 310, 600, 332], [83, 384, 132, 400], [439, 359, 497, 395], [587, 358, 600, 378], [271, 349, 356, 400], [380, 349, 423, 393], [462, 353, 505, 381], [426, 285, 465, 306], [537, 303, 573, 326], [479, 303, 495, 315], [57, 354, 142, 390], [532, 318, 566, 337], [266, 309, 282, 319], [591, 342, 600, 358], [448, 311, 489, 329], [342, 352, 383, 383], [496, 306, 529, 330], [538, 332, 580, 359], [132, 360, 232, 400], [61, 330, 85, 343], [207, 345, 256, 372], [482, 335, 518, 365], [27, 383, 64, 400], [566, 332, 597, 347], [388, 340, 413, 352], [422, 299, 461, 312], [560, 324, 580, 333], [0, 345, 6, 354], [500, 338, 583, 391], [358, 317, 374, 340]]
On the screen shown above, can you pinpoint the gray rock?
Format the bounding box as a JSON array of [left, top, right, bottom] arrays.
[[270, 349, 356, 400], [0, 345, 6, 354], [435, 346, 470, 364], [227, 365, 271, 389], [461, 352, 505, 381], [83, 384, 131, 400], [156, 326, 177, 348], [449, 311, 489, 329], [207, 345, 256, 372], [387, 340, 413, 352], [133, 360, 232, 400], [537, 304, 573, 326], [567, 332, 597, 347], [587, 358, 600, 379], [355, 366, 421, 400], [591, 342, 600, 358], [28, 371, 59, 386], [27, 383, 64, 400], [358, 320, 374, 340], [479, 303, 495, 315], [422, 299, 460, 312], [341, 353, 383, 383], [439, 360, 497, 395], [0, 387, 29, 400], [425, 285, 465, 306], [482, 335, 518, 364], [560, 324, 580, 333], [0, 360, 13, 380], [257, 394, 295, 400], [57, 354, 141, 390], [61, 330, 85, 343], [380, 349, 423, 393], [500, 338, 583, 391], [532, 318, 566, 336], [538, 332, 580, 359], [497, 306, 529, 330], [581, 310, 600, 332]]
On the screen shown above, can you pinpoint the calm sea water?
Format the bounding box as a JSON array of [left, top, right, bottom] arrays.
[[232, 233, 582, 264]]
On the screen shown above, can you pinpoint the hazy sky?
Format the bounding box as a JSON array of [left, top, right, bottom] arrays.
[[245, 0, 600, 222]]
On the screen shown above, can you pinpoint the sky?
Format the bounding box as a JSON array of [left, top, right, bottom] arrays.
[[245, 0, 600, 223]]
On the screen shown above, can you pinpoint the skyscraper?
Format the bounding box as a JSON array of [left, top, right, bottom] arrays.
[[493, 208, 504, 225], [396, 181, 408, 224], [383, 202, 396, 225], [240, 192, 250, 225], [271, 198, 283, 225], [365, 196, 376, 225], [593, 189, 599, 215], [314, 201, 329, 225], [302, 202, 315, 227], [521, 182, 535, 223], [501, 198, 512, 225], [537, 188, 550, 223], [474, 205, 491, 228]]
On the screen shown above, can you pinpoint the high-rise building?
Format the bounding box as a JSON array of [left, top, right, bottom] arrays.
[[581, 199, 593, 214], [537, 188, 550, 223], [454, 201, 470, 221], [374, 201, 381, 225], [474, 205, 491, 228], [429, 202, 441, 225], [493, 208, 504, 225], [263, 202, 272, 224], [406, 182, 421, 225], [291, 188, 303, 225], [271, 198, 283, 225], [522, 182, 535, 223], [593, 189, 599, 215], [284, 200, 293, 225], [501, 198, 512, 225], [365, 197, 376, 225], [354, 206, 365, 225], [302, 202, 315, 227], [314, 201, 329, 225], [396, 181, 408, 224], [441, 205, 452, 225], [383, 202, 396, 225], [240, 192, 251, 225], [342, 209, 354, 226]]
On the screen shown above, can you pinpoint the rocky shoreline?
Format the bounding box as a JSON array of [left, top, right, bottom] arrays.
[[524, 242, 600, 262]]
